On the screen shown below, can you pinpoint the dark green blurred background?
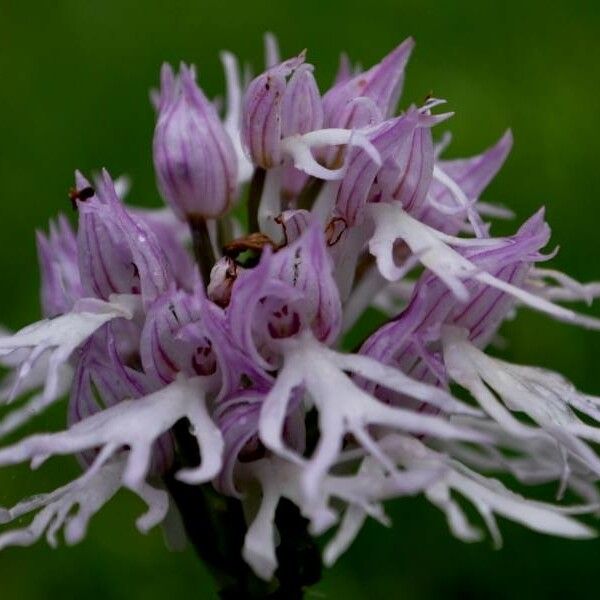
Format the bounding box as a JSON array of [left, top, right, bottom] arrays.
[[1, 1, 599, 598]]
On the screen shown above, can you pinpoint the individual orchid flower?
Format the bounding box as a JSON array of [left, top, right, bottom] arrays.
[[226, 222, 343, 366], [342, 129, 516, 324], [76, 171, 174, 308], [360, 211, 566, 402], [335, 105, 447, 226], [241, 53, 324, 172], [241, 52, 381, 237], [363, 210, 554, 361], [368, 202, 600, 330], [323, 100, 449, 307]]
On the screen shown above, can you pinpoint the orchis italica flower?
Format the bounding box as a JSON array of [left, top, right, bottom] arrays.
[[2, 33, 600, 597], [241, 53, 324, 170], [153, 63, 238, 285]]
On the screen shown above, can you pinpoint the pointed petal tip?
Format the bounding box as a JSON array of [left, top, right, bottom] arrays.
[[385, 37, 416, 63], [74, 170, 91, 189], [492, 129, 514, 156], [160, 61, 174, 77], [35, 229, 48, 245], [159, 62, 176, 93], [400, 36, 416, 54], [220, 49, 234, 63], [502, 128, 514, 144], [179, 63, 197, 87]]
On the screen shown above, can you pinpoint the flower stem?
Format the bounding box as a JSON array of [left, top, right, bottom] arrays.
[[165, 420, 322, 599], [296, 176, 324, 211], [189, 215, 216, 285], [248, 167, 266, 233]]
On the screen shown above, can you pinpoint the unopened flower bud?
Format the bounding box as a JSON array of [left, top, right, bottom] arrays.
[[153, 63, 238, 220]]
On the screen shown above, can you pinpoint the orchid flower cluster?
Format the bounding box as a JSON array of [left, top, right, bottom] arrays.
[[2, 34, 600, 585]]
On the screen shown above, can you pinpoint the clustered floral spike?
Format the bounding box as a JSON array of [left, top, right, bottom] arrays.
[[2, 33, 600, 594]]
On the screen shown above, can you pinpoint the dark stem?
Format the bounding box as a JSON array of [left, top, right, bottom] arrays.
[[189, 215, 216, 285], [248, 167, 266, 233], [217, 215, 233, 248], [164, 421, 322, 599], [296, 177, 324, 212]]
